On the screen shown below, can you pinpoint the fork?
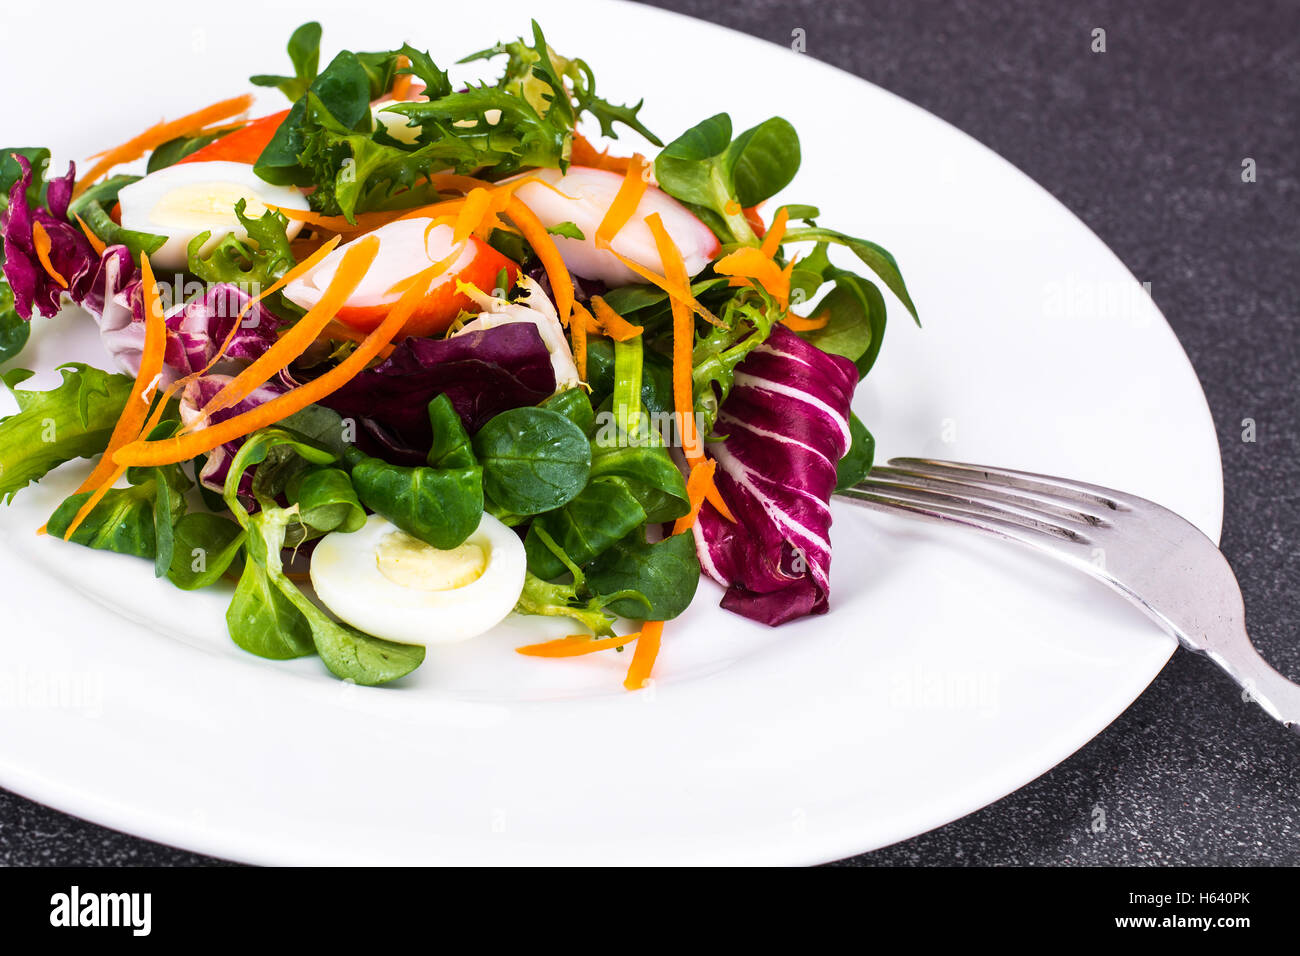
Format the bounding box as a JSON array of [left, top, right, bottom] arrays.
[[835, 457, 1300, 735]]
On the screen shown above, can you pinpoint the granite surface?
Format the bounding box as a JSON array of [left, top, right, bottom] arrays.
[[1, 0, 1296, 866]]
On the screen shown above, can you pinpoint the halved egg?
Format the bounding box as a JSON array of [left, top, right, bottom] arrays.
[[116, 160, 310, 271], [310, 513, 527, 646], [511, 165, 720, 285], [282, 217, 520, 339]]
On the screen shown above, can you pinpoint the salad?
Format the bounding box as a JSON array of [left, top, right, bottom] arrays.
[[0, 21, 918, 689]]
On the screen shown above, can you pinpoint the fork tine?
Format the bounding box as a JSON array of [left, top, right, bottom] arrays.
[[887, 458, 1133, 512], [837, 486, 1096, 554], [870, 465, 1111, 528], [843, 479, 1096, 546]]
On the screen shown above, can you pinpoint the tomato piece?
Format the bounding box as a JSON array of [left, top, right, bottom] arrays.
[[176, 110, 292, 166]]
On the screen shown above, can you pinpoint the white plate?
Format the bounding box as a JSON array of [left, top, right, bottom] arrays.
[[0, 0, 1220, 864]]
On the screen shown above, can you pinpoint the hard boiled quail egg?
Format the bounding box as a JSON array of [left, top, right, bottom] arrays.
[[116, 160, 310, 271], [309, 512, 526, 646]]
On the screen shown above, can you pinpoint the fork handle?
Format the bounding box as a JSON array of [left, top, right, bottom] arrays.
[[1187, 633, 1300, 736]]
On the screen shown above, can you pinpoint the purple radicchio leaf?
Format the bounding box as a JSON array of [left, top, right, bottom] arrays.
[[96, 278, 281, 385], [1, 158, 100, 320], [692, 324, 859, 626], [165, 283, 282, 377], [319, 322, 557, 460]]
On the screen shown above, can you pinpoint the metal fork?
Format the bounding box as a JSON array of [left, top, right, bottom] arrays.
[[836, 457, 1300, 735]]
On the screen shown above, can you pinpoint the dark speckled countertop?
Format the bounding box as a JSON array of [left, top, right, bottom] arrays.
[[1, 0, 1296, 866]]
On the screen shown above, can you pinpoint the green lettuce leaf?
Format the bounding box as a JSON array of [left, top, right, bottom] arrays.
[[0, 364, 134, 504]]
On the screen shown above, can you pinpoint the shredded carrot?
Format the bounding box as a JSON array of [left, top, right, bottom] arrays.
[[504, 196, 572, 324], [272, 207, 400, 234], [568, 300, 601, 333], [31, 222, 68, 288], [645, 214, 705, 469], [724, 199, 742, 216], [713, 246, 790, 308], [760, 206, 789, 259], [570, 132, 633, 173], [568, 302, 594, 381], [426, 172, 496, 195], [192, 235, 380, 424], [516, 632, 639, 658], [623, 620, 664, 690], [74, 94, 255, 197], [672, 459, 718, 535], [783, 310, 830, 332], [604, 246, 718, 326], [594, 154, 648, 247], [62, 255, 168, 535], [65, 234, 347, 536], [453, 188, 493, 246], [113, 263, 441, 468], [74, 215, 107, 257], [644, 213, 734, 521], [395, 197, 467, 223], [589, 295, 643, 342], [390, 55, 414, 101]]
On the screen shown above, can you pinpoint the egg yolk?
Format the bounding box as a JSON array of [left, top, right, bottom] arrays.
[[375, 530, 488, 591], [151, 183, 270, 227]]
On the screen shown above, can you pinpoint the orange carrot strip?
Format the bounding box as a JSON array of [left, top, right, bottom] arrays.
[[604, 246, 718, 326], [645, 214, 733, 520], [426, 172, 496, 194], [595, 154, 648, 247], [31, 222, 68, 288], [623, 621, 664, 690], [570, 132, 633, 173], [701, 466, 735, 522], [589, 295, 643, 342], [453, 187, 493, 246], [391, 175, 564, 228], [63, 254, 168, 528], [504, 196, 572, 324], [74, 94, 255, 197], [714, 246, 790, 308], [569, 302, 594, 381], [112, 264, 440, 468], [672, 459, 718, 535], [74, 215, 107, 256], [760, 206, 789, 259], [516, 632, 639, 658], [783, 310, 829, 332], [646, 213, 705, 470], [271, 207, 400, 233], [390, 55, 414, 101], [194, 234, 380, 422]]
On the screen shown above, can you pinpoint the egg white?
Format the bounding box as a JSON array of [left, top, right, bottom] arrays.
[[309, 513, 527, 646], [281, 218, 476, 313], [117, 160, 310, 271]]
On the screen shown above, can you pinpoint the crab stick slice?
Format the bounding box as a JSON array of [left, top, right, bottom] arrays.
[[283, 217, 519, 339], [510, 166, 719, 286]]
